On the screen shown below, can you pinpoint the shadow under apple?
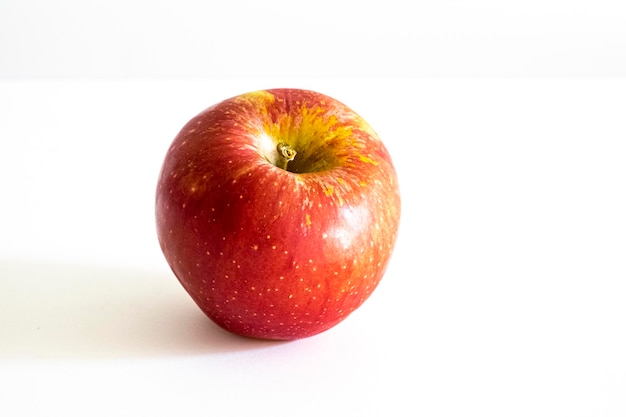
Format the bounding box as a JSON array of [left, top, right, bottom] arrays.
[[0, 259, 285, 359]]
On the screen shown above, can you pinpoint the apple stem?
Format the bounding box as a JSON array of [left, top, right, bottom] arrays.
[[277, 142, 297, 171]]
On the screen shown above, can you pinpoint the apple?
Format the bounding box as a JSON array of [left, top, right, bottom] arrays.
[[156, 88, 401, 340]]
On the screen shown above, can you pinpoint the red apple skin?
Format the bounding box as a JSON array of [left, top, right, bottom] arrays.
[[156, 89, 400, 340]]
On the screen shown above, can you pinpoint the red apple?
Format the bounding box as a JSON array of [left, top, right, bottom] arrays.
[[156, 88, 400, 340]]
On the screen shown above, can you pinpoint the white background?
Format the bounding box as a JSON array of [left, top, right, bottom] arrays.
[[1, 1, 626, 416]]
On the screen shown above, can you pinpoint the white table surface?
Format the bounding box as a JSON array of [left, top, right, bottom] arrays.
[[1, 78, 625, 416]]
